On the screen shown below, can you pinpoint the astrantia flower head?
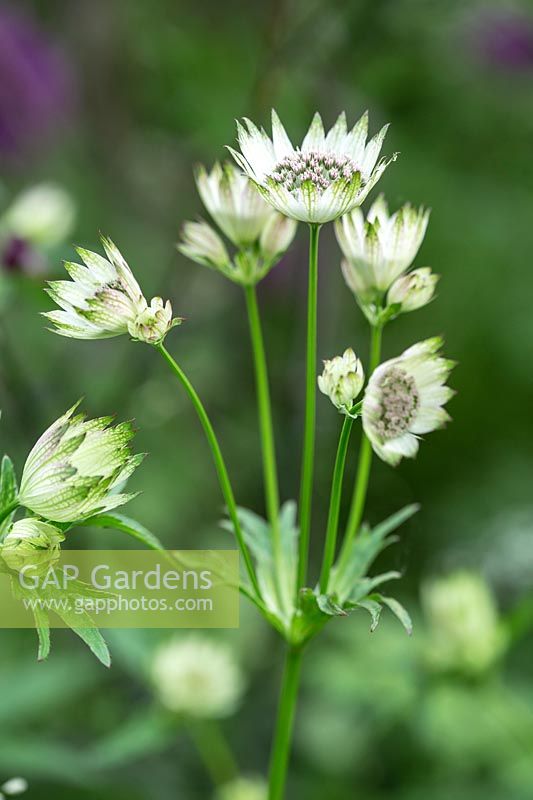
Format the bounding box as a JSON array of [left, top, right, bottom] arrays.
[[1, 518, 64, 574], [422, 572, 506, 675], [362, 338, 454, 466], [337, 195, 430, 304], [151, 635, 245, 718], [179, 162, 297, 286], [18, 402, 144, 523], [318, 348, 364, 413], [44, 236, 180, 343], [196, 161, 274, 247], [387, 267, 438, 314], [127, 296, 180, 345], [228, 110, 395, 224], [0, 778, 27, 800]]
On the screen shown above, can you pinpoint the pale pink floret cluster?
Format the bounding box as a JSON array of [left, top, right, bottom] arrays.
[[228, 110, 395, 224]]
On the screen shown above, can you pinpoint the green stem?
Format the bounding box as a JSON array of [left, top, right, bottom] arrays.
[[0, 499, 18, 528], [268, 646, 303, 800], [318, 414, 354, 594], [297, 223, 320, 589], [187, 718, 238, 787], [337, 324, 383, 567], [244, 285, 284, 602], [156, 344, 260, 599]]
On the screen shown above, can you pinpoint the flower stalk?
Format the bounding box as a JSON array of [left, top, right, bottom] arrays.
[[337, 322, 383, 568], [244, 284, 285, 608], [268, 646, 303, 800], [297, 223, 320, 589], [319, 414, 354, 594], [156, 343, 260, 598]]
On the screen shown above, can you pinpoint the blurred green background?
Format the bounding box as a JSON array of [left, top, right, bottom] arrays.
[[0, 0, 532, 798]]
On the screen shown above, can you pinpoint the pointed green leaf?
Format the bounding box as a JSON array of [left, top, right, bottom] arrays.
[[354, 598, 383, 631], [78, 512, 165, 551], [374, 593, 413, 635], [32, 605, 51, 661], [316, 593, 348, 617], [350, 570, 402, 603], [69, 625, 111, 667]]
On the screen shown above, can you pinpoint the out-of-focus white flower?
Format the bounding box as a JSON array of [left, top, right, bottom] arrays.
[[152, 636, 245, 718], [0, 778, 28, 799], [18, 402, 143, 523], [228, 110, 395, 224], [318, 348, 364, 413], [196, 162, 274, 247], [362, 337, 454, 466], [127, 296, 181, 345], [337, 196, 430, 304], [258, 212, 297, 262], [179, 220, 231, 271], [422, 572, 507, 675], [1, 518, 64, 573], [1, 183, 76, 247], [44, 236, 179, 343], [215, 777, 267, 800], [387, 267, 438, 313]]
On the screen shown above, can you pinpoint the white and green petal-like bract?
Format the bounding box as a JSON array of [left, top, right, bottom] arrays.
[[1, 518, 64, 573], [18, 403, 144, 523], [387, 266, 438, 313], [362, 338, 454, 466], [196, 161, 275, 247], [337, 195, 430, 303], [228, 110, 395, 224], [44, 236, 179, 344], [318, 348, 364, 413]]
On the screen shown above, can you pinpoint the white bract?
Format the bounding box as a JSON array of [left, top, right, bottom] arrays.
[[337, 195, 430, 303], [362, 338, 454, 466], [44, 236, 179, 344], [387, 267, 438, 313], [1, 183, 76, 247], [228, 110, 395, 224], [215, 777, 267, 800], [128, 296, 179, 345], [18, 403, 143, 523], [196, 162, 274, 247], [422, 572, 506, 675], [2, 519, 64, 573], [318, 348, 364, 413], [151, 635, 245, 718], [180, 162, 297, 286]]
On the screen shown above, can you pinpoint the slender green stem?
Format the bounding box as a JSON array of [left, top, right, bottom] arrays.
[[244, 285, 284, 601], [337, 324, 383, 567], [187, 718, 238, 787], [297, 223, 320, 589], [318, 414, 354, 594], [0, 499, 18, 528], [156, 344, 260, 598], [268, 646, 303, 800]]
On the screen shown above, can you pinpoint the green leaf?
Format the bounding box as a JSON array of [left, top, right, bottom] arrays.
[[331, 504, 419, 603], [68, 624, 111, 667], [31, 604, 51, 661], [0, 455, 18, 537], [374, 593, 413, 635], [353, 598, 383, 631], [350, 570, 402, 603], [316, 593, 348, 617], [78, 512, 165, 551]]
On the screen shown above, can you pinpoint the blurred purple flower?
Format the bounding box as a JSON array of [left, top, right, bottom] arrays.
[[1, 236, 45, 275], [0, 6, 72, 163], [475, 9, 533, 70]]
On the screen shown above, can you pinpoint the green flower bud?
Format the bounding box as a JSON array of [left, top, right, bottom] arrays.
[[318, 348, 364, 412], [1, 519, 64, 574]]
